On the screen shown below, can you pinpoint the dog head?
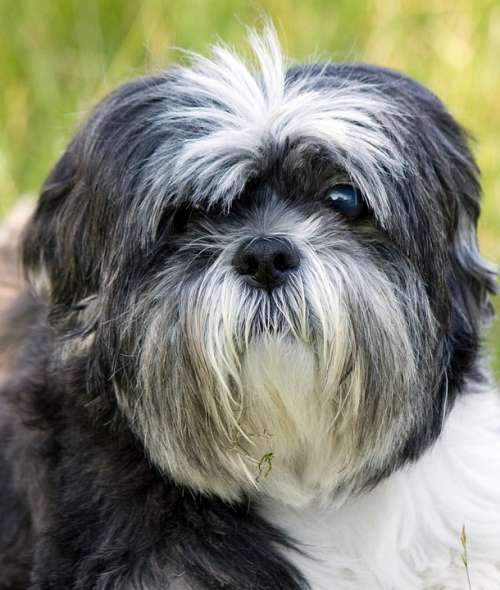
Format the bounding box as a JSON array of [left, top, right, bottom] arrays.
[[23, 28, 497, 506]]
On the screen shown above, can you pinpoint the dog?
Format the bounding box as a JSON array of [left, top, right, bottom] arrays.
[[1, 26, 499, 589]]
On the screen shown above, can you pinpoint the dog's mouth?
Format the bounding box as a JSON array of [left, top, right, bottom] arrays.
[[238, 286, 314, 345], [246, 312, 299, 340]]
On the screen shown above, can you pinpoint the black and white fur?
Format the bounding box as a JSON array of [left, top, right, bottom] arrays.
[[1, 26, 499, 589]]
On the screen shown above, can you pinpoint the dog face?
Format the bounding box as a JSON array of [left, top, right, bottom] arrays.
[[24, 28, 496, 506]]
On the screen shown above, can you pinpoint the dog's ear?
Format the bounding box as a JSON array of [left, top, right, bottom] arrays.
[[23, 75, 169, 306], [447, 141, 497, 328], [22, 140, 100, 305], [422, 112, 499, 329], [451, 215, 498, 322], [442, 174, 497, 394], [23, 147, 74, 301]]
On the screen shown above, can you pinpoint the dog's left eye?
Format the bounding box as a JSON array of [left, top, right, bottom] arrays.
[[327, 185, 366, 221]]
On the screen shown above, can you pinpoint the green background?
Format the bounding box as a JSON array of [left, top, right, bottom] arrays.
[[1, 0, 499, 376]]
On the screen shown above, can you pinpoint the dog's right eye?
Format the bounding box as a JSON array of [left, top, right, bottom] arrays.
[[171, 205, 193, 234], [156, 205, 193, 237]]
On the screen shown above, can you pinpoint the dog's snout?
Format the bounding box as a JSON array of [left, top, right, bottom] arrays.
[[233, 237, 300, 289]]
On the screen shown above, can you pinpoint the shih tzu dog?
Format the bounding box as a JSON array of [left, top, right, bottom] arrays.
[[1, 26, 500, 590]]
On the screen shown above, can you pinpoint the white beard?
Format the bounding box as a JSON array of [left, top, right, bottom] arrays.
[[258, 380, 500, 589], [237, 336, 407, 508]]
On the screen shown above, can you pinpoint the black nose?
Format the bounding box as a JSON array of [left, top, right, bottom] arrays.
[[233, 238, 300, 289]]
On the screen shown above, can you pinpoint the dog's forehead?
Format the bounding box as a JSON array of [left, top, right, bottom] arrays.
[[113, 26, 476, 253], [136, 29, 427, 230]]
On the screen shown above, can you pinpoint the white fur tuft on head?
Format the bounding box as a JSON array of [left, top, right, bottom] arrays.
[[142, 25, 408, 227]]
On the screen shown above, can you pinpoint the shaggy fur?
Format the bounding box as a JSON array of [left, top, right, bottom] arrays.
[[0, 27, 499, 589]]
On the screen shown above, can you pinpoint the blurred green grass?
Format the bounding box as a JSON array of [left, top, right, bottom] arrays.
[[1, 0, 499, 375]]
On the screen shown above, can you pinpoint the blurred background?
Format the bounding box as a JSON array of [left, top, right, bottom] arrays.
[[1, 0, 499, 375]]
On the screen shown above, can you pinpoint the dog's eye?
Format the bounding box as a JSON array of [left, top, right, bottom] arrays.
[[327, 185, 366, 221], [171, 205, 193, 234], [155, 205, 194, 239]]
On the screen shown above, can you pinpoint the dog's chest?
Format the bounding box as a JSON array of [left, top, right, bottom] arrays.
[[258, 390, 500, 589], [259, 491, 500, 590]]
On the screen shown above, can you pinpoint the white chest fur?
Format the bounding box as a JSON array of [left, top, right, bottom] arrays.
[[259, 387, 500, 589]]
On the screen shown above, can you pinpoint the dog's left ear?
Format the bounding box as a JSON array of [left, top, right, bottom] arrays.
[[425, 111, 498, 330], [443, 154, 497, 390], [451, 213, 498, 322], [446, 133, 497, 325]]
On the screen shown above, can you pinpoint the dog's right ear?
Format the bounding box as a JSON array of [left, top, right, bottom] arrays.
[[22, 140, 99, 305], [23, 147, 75, 301], [23, 74, 171, 305]]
